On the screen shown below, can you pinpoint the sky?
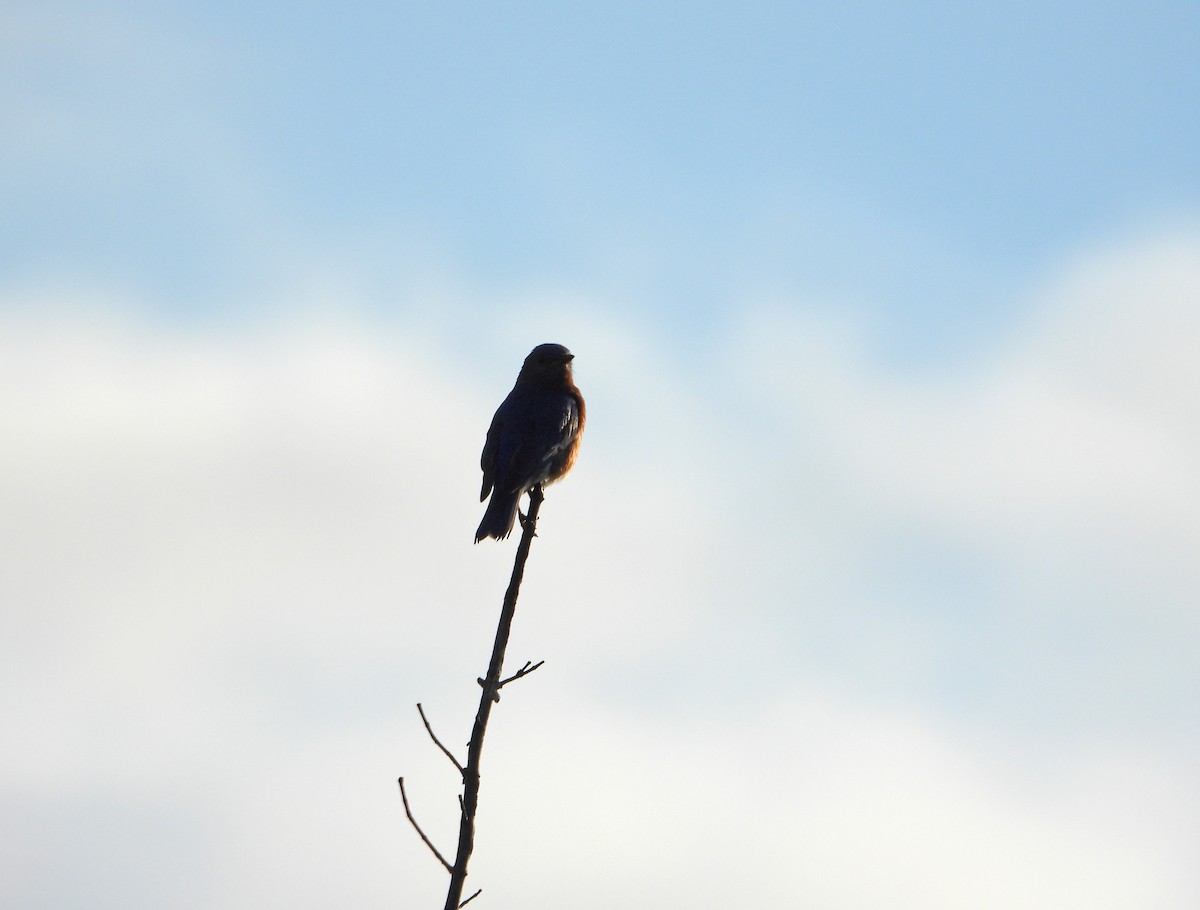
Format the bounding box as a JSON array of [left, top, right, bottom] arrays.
[[2, 1, 1199, 907]]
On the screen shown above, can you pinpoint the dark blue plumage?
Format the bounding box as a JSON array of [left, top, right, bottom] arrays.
[[475, 343, 585, 542]]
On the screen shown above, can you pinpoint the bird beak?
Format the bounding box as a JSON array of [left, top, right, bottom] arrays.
[[563, 352, 575, 363]]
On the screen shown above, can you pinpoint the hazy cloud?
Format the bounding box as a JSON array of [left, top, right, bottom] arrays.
[[2, 226, 1198, 907]]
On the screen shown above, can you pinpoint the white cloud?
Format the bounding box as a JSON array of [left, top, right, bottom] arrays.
[[460, 690, 1195, 909], [2, 226, 1199, 907], [720, 227, 1200, 729]]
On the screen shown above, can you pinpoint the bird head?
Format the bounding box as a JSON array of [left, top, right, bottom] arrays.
[[518, 343, 575, 385]]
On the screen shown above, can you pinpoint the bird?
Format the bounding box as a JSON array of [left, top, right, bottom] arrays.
[[475, 343, 585, 542]]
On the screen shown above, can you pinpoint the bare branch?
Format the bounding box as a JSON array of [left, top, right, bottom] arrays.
[[417, 703, 465, 775], [442, 484, 546, 910], [397, 777, 452, 873], [458, 889, 483, 908], [497, 659, 545, 690]]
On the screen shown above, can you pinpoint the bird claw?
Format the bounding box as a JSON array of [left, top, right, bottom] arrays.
[[517, 509, 538, 538], [518, 501, 537, 530]]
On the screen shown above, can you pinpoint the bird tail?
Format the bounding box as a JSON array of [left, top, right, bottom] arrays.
[[475, 489, 521, 542]]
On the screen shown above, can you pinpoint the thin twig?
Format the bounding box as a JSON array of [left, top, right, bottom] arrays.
[[497, 659, 545, 689], [459, 889, 483, 908], [417, 703, 465, 775], [398, 777, 452, 873]]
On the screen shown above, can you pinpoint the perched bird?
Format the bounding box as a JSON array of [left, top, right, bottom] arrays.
[[475, 343, 585, 542]]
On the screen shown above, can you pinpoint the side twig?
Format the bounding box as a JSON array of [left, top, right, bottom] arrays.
[[497, 660, 545, 690], [397, 777, 452, 873], [417, 703, 465, 775]]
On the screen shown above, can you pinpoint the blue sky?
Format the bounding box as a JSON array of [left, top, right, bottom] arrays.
[[7, 1, 1197, 335], [3, 2, 1199, 908]]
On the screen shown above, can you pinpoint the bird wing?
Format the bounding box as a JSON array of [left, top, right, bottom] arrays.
[[479, 397, 509, 501]]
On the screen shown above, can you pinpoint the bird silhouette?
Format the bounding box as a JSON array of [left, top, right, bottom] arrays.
[[475, 343, 585, 542]]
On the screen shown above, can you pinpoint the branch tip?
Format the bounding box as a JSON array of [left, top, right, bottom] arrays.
[[497, 659, 545, 689], [418, 703, 465, 775]]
